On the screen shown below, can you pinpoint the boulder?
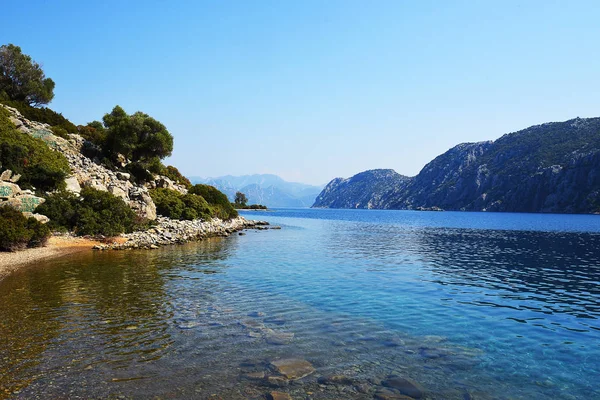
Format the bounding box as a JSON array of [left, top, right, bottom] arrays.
[[0, 182, 21, 199], [0, 169, 13, 181], [108, 184, 129, 201], [116, 171, 131, 181], [23, 212, 50, 224], [64, 176, 82, 194], [6, 195, 45, 213]]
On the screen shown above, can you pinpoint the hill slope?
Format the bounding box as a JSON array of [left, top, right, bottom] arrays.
[[313, 117, 600, 214]]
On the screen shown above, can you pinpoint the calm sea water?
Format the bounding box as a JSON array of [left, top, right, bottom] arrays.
[[0, 208, 599, 399]]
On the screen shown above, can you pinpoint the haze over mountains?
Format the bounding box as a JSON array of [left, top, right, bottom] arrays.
[[313, 116, 600, 214], [190, 174, 324, 208]]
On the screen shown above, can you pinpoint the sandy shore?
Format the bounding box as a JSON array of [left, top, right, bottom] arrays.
[[0, 236, 103, 282]]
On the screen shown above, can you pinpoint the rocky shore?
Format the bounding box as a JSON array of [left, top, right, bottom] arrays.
[[92, 216, 273, 250]]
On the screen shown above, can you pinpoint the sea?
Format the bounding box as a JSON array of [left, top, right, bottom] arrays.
[[0, 208, 598, 399]]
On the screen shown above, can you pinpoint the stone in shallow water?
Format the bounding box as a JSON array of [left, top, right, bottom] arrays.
[[244, 371, 265, 380], [317, 375, 355, 385], [374, 387, 414, 400], [268, 391, 292, 400], [265, 329, 294, 345], [178, 321, 200, 329], [270, 358, 315, 380], [381, 376, 425, 399], [240, 319, 265, 329]]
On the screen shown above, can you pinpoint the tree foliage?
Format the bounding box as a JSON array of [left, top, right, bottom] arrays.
[[234, 191, 248, 207], [102, 105, 173, 164], [0, 107, 70, 192], [0, 44, 55, 106]]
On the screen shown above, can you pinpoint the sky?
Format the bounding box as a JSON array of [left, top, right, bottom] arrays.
[[1, 1, 599, 185]]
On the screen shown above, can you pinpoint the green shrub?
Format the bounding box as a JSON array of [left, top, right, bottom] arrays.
[[149, 188, 212, 221], [50, 125, 69, 139], [162, 165, 192, 189], [0, 100, 77, 133], [77, 123, 107, 147], [37, 187, 147, 236], [0, 206, 50, 251], [125, 162, 153, 184], [0, 107, 70, 192], [189, 184, 238, 220]]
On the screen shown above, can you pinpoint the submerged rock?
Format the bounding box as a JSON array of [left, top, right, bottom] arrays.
[[267, 392, 292, 400], [270, 358, 315, 380], [381, 375, 425, 399]]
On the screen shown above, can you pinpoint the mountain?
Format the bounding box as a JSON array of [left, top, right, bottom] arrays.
[[190, 174, 324, 208], [313, 117, 600, 214], [313, 169, 411, 209]]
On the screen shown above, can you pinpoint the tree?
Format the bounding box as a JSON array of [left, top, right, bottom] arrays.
[[102, 105, 173, 163], [234, 191, 248, 207], [0, 44, 55, 106]]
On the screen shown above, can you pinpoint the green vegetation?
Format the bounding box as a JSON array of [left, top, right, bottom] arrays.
[[189, 184, 238, 219], [0, 99, 77, 137], [236, 204, 268, 210], [232, 190, 266, 209], [149, 188, 212, 221], [162, 165, 192, 189], [0, 107, 70, 192], [234, 191, 248, 207], [0, 44, 55, 106], [102, 105, 173, 164], [36, 188, 149, 236], [0, 206, 50, 251]]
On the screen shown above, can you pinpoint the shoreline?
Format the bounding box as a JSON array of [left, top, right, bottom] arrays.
[[0, 216, 271, 282], [0, 235, 102, 282]]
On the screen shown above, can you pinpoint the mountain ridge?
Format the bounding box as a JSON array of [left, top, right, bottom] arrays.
[[190, 174, 324, 208], [313, 116, 600, 214]]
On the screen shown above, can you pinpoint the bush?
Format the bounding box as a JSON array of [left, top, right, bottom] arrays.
[[189, 184, 238, 220], [77, 123, 107, 147], [149, 188, 212, 221], [0, 107, 70, 192], [0, 99, 77, 133], [37, 187, 147, 236], [124, 162, 153, 184], [0, 206, 50, 251], [162, 165, 192, 189]]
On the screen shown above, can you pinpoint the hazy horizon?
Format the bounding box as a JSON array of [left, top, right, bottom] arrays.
[[2, 1, 599, 185]]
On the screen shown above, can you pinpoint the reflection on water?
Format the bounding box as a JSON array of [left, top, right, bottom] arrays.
[[1, 209, 599, 399]]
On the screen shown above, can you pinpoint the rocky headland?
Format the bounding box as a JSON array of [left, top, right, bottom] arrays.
[[314, 116, 600, 214], [0, 104, 273, 272]]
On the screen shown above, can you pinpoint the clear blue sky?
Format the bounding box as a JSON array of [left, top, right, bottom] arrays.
[[2, 1, 599, 185]]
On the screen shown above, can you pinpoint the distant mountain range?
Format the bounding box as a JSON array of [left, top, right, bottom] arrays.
[[190, 174, 324, 208], [313, 116, 600, 214]]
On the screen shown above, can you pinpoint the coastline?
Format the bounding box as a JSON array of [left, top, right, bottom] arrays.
[[0, 235, 102, 282], [0, 216, 271, 282]]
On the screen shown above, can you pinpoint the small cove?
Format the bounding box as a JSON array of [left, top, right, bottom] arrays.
[[1, 209, 599, 399]]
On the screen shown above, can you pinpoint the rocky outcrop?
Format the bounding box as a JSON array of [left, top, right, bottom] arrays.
[[0, 169, 48, 220], [92, 217, 270, 250], [313, 169, 410, 209], [313, 116, 600, 214], [1, 104, 159, 220]]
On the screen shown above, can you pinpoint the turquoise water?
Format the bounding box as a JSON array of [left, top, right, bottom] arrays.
[[1, 208, 599, 399]]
